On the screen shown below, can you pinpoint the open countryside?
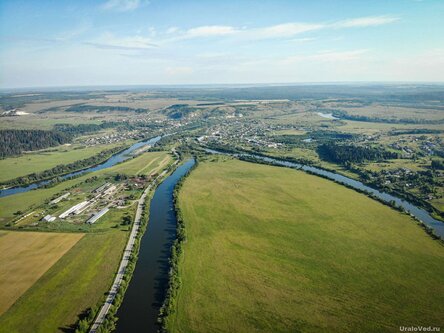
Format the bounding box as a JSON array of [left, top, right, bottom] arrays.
[[169, 158, 444, 332], [1, 1, 444, 333]]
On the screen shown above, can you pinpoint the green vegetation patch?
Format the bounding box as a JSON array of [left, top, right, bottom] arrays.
[[0, 144, 124, 183], [0, 231, 127, 333], [168, 158, 444, 333], [0, 129, 70, 158]]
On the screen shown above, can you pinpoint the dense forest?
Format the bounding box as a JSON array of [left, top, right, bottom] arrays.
[[53, 122, 122, 135], [318, 143, 398, 164], [0, 129, 70, 158]]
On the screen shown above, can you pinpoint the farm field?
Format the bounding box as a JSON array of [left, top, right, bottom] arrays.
[[0, 231, 127, 333], [332, 105, 444, 122], [110, 150, 172, 176], [335, 119, 444, 135], [0, 143, 126, 183], [168, 157, 444, 333], [0, 231, 84, 316]]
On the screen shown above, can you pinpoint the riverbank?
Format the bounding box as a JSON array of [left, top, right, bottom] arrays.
[[113, 158, 195, 333], [87, 157, 181, 333], [158, 158, 198, 331], [205, 148, 444, 239]]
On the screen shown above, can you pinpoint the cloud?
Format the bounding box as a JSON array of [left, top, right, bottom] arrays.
[[184, 25, 238, 38], [55, 21, 92, 41], [283, 49, 368, 64], [101, 0, 149, 12], [252, 23, 323, 39], [288, 37, 317, 43], [82, 14, 399, 56], [334, 15, 400, 28], [160, 15, 399, 42], [86, 33, 157, 50], [166, 27, 179, 34]]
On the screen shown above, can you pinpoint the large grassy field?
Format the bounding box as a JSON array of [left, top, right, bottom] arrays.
[[168, 157, 444, 333], [0, 231, 84, 315], [0, 231, 127, 333], [0, 143, 126, 183]]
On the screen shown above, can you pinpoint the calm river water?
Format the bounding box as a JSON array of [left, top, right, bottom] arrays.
[[115, 158, 195, 333]]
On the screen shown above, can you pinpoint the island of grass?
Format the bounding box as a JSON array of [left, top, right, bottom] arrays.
[[166, 157, 444, 333]]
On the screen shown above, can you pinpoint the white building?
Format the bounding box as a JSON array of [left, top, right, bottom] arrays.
[[42, 215, 56, 222], [59, 201, 90, 219], [50, 193, 70, 205], [86, 208, 109, 224]]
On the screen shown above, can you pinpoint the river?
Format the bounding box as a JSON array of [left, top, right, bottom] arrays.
[[115, 158, 195, 333], [206, 149, 444, 238], [0, 136, 162, 198]]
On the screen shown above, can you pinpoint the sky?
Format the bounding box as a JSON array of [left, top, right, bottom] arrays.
[[0, 0, 443, 88]]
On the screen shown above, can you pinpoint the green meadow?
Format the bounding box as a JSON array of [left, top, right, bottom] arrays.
[[0, 143, 127, 183], [168, 157, 444, 333]]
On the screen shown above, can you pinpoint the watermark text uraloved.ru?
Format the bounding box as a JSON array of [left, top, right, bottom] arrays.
[[400, 326, 441, 332]]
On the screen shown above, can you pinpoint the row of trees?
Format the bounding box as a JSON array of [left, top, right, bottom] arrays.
[[65, 104, 148, 113]]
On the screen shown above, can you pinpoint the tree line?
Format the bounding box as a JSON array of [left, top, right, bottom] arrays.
[[65, 104, 147, 113], [53, 122, 122, 135], [0, 122, 134, 158]]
